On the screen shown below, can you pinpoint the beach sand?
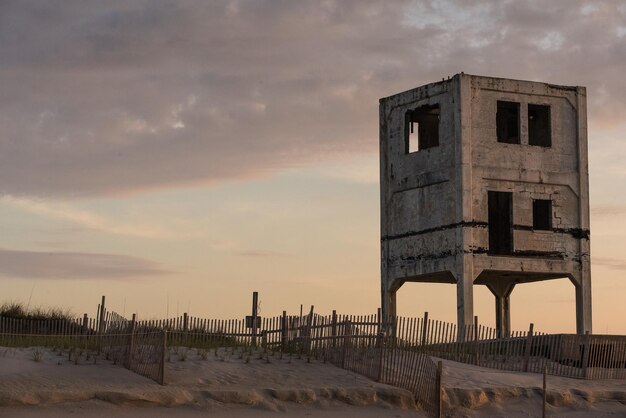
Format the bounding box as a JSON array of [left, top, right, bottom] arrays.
[[1, 346, 625, 417]]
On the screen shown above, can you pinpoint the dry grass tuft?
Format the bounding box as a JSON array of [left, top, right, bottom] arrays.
[[32, 348, 43, 362], [0, 301, 73, 320]]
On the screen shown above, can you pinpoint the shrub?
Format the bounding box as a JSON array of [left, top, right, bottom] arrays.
[[32, 348, 43, 362]]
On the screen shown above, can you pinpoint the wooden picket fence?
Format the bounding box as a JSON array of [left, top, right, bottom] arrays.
[[3, 306, 626, 417], [416, 318, 626, 380], [0, 313, 166, 385], [0, 310, 442, 415], [253, 312, 442, 416], [102, 314, 166, 385]]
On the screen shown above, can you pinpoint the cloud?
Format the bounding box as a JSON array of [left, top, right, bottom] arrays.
[[0, 248, 171, 279], [0, 1, 625, 197], [1, 195, 192, 239]]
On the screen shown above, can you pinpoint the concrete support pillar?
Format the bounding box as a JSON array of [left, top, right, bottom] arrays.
[[486, 282, 515, 338], [572, 274, 592, 334], [381, 283, 397, 322], [456, 276, 474, 340]]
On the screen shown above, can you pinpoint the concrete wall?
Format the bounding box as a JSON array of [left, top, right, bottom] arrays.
[[466, 76, 588, 280], [380, 78, 461, 296]]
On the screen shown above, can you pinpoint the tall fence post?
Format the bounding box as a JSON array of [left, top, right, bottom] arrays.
[[299, 304, 303, 339], [523, 323, 534, 373], [281, 310, 288, 351], [96, 304, 100, 332], [331, 310, 338, 348], [98, 295, 106, 334], [251, 291, 259, 347], [437, 360, 444, 418], [82, 313, 88, 335], [421, 312, 429, 346]]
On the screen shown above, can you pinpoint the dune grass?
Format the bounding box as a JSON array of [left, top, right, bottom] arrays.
[[0, 301, 74, 321]]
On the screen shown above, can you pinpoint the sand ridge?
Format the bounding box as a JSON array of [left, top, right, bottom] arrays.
[[0, 346, 416, 411], [2, 347, 626, 417]]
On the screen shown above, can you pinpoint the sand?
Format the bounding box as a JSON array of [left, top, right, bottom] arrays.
[[0, 346, 421, 417], [440, 357, 626, 417], [1, 346, 625, 417]]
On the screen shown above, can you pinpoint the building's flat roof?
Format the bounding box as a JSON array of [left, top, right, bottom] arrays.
[[380, 73, 581, 102]]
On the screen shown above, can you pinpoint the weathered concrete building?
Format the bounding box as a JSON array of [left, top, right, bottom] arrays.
[[379, 74, 591, 336]]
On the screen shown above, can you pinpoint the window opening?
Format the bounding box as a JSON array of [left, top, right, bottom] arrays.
[[528, 104, 551, 147], [488, 191, 513, 255], [406, 104, 440, 153], [533, 199, 552, 230], [496, 101, 520, 144]]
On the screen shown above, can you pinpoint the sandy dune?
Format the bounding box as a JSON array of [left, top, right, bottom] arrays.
[[0, 346, 420, 417], [440, 358, 626, 417], [1, 346, 625, 417]]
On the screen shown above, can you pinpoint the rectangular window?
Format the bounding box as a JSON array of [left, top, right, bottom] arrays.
[[528, 104, 551, 147], [533, 199, 552, 230], [488, 191, 513, 255], [496, 101, 520, 144], [406, 104, 440, 153]]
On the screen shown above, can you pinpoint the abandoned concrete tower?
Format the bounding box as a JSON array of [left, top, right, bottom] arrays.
[[379, 74, 591, 336]]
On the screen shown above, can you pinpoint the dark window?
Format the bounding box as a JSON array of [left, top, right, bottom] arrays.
[[496, 101, 520, 144], [533, 199, 552, 230], [406, 104, 440, 153], [488, 191, 513, 255], [528, 104, 551, 147]]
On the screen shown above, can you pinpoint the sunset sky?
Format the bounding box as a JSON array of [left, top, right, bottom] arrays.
[[1, 1, 626, 334]]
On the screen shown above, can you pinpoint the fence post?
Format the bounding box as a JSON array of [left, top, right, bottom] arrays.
[[474, 315, 479, 365], [342, 320, 352, 369], [299, 304, 303, 339], [331, 310, 338, 348], [98, 295, 106, 334], [281, 310, 288, 351], [542, 366, 547, 418], [377, 335, 385, 382], [437, 360, 444, 418], [523, 323, 534, 373], [96, 304, 101, 333], [305, 305, 314, 354], [82, 313, 88, 335], [126, 313, 136, 369], [251, 291, 259, 347], [182, 312, 188, 346], [159, 330, 167, 385], [421, 312, 429, 346], [581, 331, 590, 379]]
